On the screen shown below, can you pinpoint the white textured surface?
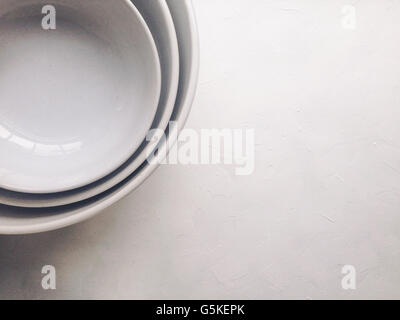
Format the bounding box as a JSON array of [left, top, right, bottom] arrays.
[[1, 0, 400, 299]]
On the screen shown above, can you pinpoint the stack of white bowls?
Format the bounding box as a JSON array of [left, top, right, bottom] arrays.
[[0, 0, 199, 234]]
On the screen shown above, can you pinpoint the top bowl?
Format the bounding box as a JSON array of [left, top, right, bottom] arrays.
[[0, 0, 161, 193]]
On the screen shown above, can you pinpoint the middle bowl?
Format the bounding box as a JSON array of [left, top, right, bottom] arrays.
[[0, 0, 179, 207]]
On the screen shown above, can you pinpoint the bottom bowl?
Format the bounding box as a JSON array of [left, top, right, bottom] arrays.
[[0, 0, 199, 235]]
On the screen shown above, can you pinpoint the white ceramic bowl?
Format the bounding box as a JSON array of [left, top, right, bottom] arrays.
[[0, 0, 161, 193], [0, 0, 199, 234], [0, 0, 179, 207]]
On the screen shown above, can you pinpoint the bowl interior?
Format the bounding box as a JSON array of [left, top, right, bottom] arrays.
[[0, 0, 161, 193]]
